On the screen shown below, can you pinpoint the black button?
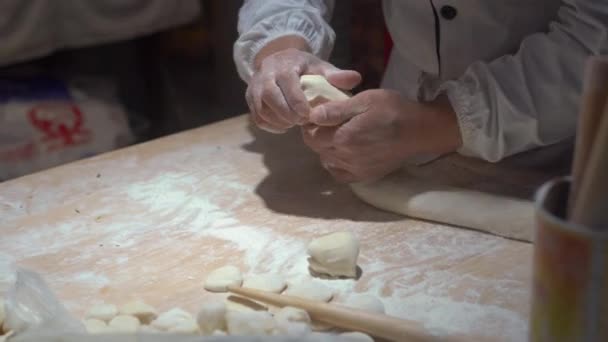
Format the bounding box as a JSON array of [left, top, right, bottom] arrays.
[[440, 5, 457, 20]]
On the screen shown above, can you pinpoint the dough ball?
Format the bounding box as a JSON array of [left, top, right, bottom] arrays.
[[226, 310, 275, 336], [139, 325, 161, 333], [83, 318, 107, 334], [284, 281, 334, 302], [226, 295, 268, 312], [196, 298, 227, 335], [242, 274, 287, 293], [273, 306, 311, 325], [151, 308, 197, 333], [300, 75, 350, 107], [119, 300, 157, 324], [108, 315, 140, 333], [345, 294, 385, 314], [340, 331, 375, 341], [273, 320, 311, 337], [307, 231, 360, 278], [85, 303, 118, 322], [204, 265, 243, 292]]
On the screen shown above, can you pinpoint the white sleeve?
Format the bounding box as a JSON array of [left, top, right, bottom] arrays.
[[233, 0, 336, 83], [440, 0, 608, 162]]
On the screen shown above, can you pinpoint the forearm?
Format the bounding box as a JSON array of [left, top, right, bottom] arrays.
[[253, 35, 311, 70]]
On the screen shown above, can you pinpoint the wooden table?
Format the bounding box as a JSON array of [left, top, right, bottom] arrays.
[[0, 115, 532, 341]]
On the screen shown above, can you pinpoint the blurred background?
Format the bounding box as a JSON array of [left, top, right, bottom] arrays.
[[0, 0, 385, 181]]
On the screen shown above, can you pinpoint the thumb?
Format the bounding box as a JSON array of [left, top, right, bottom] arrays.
[[309, 94, 368, 126], [324, 69, 362, 90]]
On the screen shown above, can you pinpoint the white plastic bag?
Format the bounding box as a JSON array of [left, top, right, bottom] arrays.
[[0, 76, 134, 181]]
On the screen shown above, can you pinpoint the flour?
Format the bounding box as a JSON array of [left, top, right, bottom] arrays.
[[0, 136, 529, 340]]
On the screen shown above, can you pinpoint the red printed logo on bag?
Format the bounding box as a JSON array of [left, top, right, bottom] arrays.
[[28, 103, 91, 151]]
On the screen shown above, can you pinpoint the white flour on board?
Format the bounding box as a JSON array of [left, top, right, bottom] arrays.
[[1, 142, 528, 340]]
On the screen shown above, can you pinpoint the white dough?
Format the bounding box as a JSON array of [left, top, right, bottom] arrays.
[[242, 274, 287, 293], [300, 75, 350, 107], [170, 318, 200, 334], [273, 320, 311, 337], [307, 231, 360, 278], [86, 303, 118, 322], [108, 315, 140, 333], [273, 306, 311, 325], [340, 331, 375, 341], [204, 265, 243, 292], [83, 318, 108, 334], [226, 310, 275, 335], [283, 281, 334, 302], [344, 294, 385, 314], [139, 325, 161, 333], [119, 300, 157, 324], [151, 308, 194, 332], [196, 298, 227, 335]]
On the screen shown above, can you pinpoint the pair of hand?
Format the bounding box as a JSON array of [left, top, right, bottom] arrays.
[[246, 49, 462, 182]]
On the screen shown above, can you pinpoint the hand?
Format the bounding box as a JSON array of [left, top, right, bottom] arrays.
[[246, 36, 361, 133], [301, 89, 462, 183]]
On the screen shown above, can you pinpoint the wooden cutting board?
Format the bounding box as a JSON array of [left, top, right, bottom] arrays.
[[0, 115, 532, 341]]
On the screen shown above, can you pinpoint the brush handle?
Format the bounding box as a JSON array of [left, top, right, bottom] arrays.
[[569, 56, 608, 217], [227, 286, 467, 342]]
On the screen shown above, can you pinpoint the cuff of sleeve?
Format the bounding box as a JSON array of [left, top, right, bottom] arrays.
[[439, 80, 493, 161], [234, 11, 335, 83]]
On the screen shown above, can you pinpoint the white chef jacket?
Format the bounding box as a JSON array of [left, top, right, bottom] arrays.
[[234, 0, 608, 162]]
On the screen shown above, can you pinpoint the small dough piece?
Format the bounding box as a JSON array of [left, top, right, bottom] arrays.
[[139, 325, 161, 333], [308, 231, 360, 278], [284, 281, 334, 302], [108, 315, 140, 333], [119, 300, 157, 324], [204, 266, 243, 292], [300, 75, 350, 107], [226, 310, 275, 335], [274, 320, 311, 337], [212, 329, 227, 336], [273, 306, 311, 325], [83, 318, 108, 334], [340, 331, 375, 341], [86, 303, 118, 322], [197, 299, 227, 335], [242, 274, 287, 293], [345, 294, 385, 314], [151, 308, 198, 333]]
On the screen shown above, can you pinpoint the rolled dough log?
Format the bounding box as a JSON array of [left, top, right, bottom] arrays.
[[351, 175, 535, 242]]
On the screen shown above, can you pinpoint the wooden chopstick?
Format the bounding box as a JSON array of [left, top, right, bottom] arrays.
[[227, 286, 467, 342], [571, 101, 608, 229], [569, 56, 608, 217]]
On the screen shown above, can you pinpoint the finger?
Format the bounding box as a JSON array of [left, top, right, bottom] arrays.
[[325, 165, 358, 183], [301, 124, 337, 151], [256, 102, 293, 129], [308, 63, 362, 90], [252, 111, 288, 134], [308, 95, 369, 126], [246, 83, 263, 119], [276, 71, 310, 119], [262, 79, 300, 125]]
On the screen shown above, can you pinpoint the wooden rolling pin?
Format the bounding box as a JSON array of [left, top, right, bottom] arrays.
[[571, 102, 608, 228], [227, 286, 467, 342], [569, 56, 608, 216]]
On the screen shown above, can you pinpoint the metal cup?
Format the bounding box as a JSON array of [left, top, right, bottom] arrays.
[[530, 177, 608, 341]]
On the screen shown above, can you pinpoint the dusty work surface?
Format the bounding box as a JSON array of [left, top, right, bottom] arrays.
[[0, 115, 532, 341]]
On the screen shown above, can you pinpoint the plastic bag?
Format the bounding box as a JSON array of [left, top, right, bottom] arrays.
[[0, 76, 134, 181], [0, 256, 351, 341]]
